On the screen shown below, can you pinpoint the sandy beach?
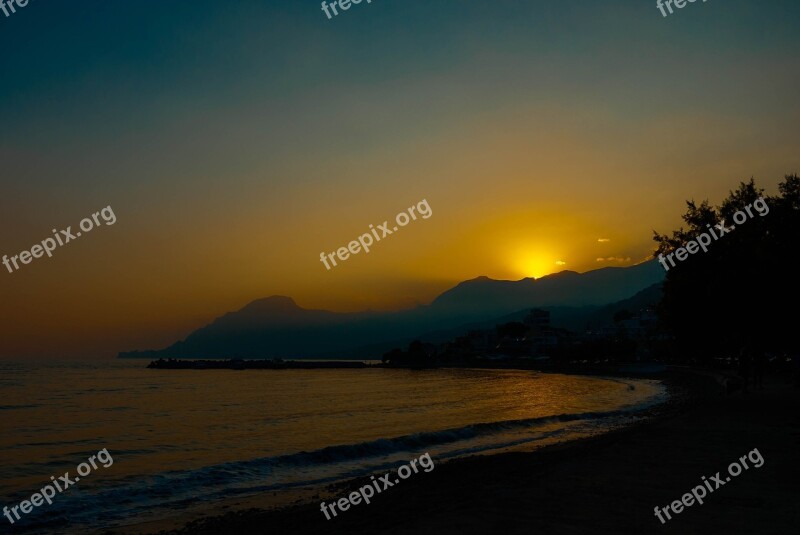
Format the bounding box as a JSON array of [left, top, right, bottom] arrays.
[[125, 370, 799, 535]]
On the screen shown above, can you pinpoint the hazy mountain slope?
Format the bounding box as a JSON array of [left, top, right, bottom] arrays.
[[119, 262, 665, 359]]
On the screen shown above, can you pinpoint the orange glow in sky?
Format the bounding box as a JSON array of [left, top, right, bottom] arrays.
[[1, 1, 798, 358]]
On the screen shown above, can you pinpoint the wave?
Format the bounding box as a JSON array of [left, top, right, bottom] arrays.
[[12, 393, 665, 533], [265, 407, 638, 467]]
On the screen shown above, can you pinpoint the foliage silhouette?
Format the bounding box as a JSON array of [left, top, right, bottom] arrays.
[[653, 174, 800, 362]]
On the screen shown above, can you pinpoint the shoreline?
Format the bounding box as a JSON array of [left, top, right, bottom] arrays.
[[101, 370, 695, 535], [172, 369, 792, 535], [112, 369, 799, 534]]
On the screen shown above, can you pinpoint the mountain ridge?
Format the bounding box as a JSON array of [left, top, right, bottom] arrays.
[[119, 261, 665, 359]]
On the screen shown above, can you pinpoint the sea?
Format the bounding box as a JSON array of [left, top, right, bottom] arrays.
[[0, 360, 667, 533]]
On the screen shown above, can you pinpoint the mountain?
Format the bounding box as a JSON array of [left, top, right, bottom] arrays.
[[427, 261, 664, 321], [405, 282, 665, 345], [119, 261, 665, 359]]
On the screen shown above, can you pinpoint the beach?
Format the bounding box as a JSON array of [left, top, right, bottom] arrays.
[[150, 370, 799, 535], [2, 363, 666, 533]]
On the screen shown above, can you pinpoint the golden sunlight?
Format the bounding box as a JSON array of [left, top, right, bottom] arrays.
[[512, 246, 564, 279]]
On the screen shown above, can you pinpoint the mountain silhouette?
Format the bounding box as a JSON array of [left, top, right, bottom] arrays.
[[119, 261, 665, 359], [429, 262, 663, 320], [408, 282, 664, 346]]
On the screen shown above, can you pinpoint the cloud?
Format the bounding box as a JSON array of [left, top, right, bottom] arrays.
[[596, 256, 631, 263], [555, 260, 566, 266], [597, 238, 611, 243]]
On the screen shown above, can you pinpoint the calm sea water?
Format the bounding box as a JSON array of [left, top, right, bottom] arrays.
[[0, 360, 666, 533]]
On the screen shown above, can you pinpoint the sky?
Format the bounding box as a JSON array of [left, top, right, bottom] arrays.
[[1, 0, 799, 358]]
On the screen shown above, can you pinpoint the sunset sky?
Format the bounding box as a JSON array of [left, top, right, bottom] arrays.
[[1, 0, 799, 358]]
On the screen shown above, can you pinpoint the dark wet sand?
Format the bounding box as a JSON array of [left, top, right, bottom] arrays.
[[149, 371, 799, 535]]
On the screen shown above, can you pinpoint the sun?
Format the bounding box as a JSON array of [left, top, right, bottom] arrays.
[[513, 248, 565, 279]]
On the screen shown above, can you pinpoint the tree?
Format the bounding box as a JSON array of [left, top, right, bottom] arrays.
[[653, 175, 800, 363]]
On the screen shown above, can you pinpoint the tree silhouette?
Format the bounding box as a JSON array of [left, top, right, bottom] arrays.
[[653, 174, 800, 363]]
